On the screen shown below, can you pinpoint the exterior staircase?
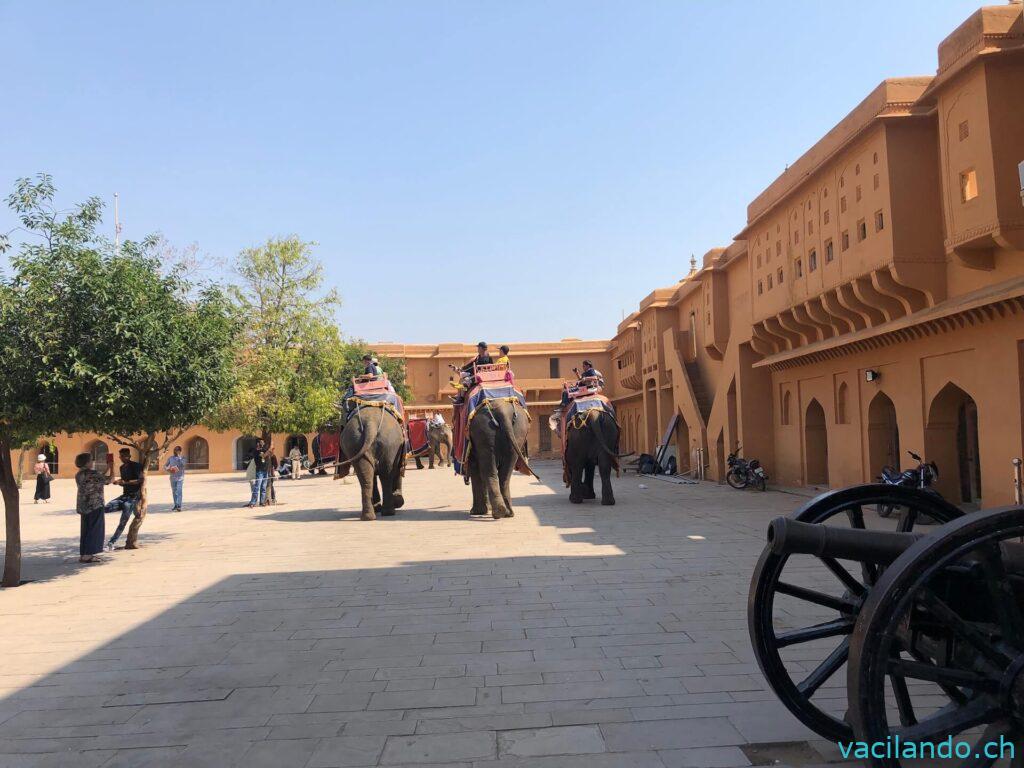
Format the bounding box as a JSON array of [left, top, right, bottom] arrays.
[[685, 361, 713, 424]]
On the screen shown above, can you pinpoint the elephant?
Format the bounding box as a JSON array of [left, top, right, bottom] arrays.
[[336, 404, 406, 520], [466, 398, 533, 519], [563, 408, 622, 506], [427, 422, 453, 469]]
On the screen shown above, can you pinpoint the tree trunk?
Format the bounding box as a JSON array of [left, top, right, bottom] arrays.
[[138, 432, 157, 518], [14, 445, 27, 489], [0, 433, 23, 588]]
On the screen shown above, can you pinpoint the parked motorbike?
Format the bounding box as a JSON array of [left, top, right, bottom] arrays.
[[726, 446, 767, 491], [876, 450, 940, 518]]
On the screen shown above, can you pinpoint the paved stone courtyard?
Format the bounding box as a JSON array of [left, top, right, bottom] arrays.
[[0, 462, 862, 768]]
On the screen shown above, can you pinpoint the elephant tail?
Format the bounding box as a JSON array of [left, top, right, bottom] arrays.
[[493, 402, 540, 480], [332, 406, 387, 477], [587, 410, 635, 460]]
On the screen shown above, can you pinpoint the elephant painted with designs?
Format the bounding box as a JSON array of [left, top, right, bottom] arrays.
[[466, 399, 532, 519], [336, 404, 406, 520], [428, 422, 453, 468], [563, 408, 622, 506]]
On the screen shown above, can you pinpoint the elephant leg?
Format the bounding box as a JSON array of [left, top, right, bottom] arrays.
[[355, 460, 377, 521], [481, 448, 511, 520], [428, 443, 435, 469], [469, 456, 488, 516], [583, 462, 597, 499], [599, 454, 615, 506], [415, 455, 423, 470], [444, 438, 453, 467], [390, 450, 405, 510], [569, 461, 584, 504], [498, 456, 514, 518], [379, 468, 397, 517]]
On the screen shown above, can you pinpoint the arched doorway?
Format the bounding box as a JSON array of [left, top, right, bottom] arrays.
[[867, 392, 900, 475], [235, 436, 259, 470], [37, 444, 58, 475], [674, 412, 691, 474], [644, 379, 658, 454], [87, 440, 109, 467], [187, 436, 210, 470], [925, 383, 981, 504], [804, 399, 829, 486], [285, 434, 309, 456]]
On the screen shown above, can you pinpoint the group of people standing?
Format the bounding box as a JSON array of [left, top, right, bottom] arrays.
[[73, 447, 146, 563], [242, 438, 305, 507]]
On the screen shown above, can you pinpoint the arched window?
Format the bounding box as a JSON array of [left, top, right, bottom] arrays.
[[187, 436, 210, 470], [235, 436, 259, 471], [836, 382, 849, 424], [781, 390, 792, 426], [88, 440, 109, 466]]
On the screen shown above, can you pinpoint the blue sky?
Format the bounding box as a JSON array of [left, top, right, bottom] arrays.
[[0, 0, 981, 344]]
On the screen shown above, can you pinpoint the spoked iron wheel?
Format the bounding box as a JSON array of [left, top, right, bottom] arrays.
[[850, 506, 1024, 767], [748, 485, 963, 742]]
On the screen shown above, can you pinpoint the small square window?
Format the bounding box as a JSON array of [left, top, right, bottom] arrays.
[[873, 151, 879, 164], [839, 176, 845, 188], [873, 173, 879, 190], [857, 219, 867, 242], [756, 253, 762, 268], [807, 221, 813, 235], [841, 231, 850, 251], [767, 274, 773, 290], [795, 258, 803, 278], [807, 200, 812, 211], [757, 280, 763, 295], [855, 163, 861, 176], [958, 120, 969, 141], [856, 185, 862, 202], [960, 169, 978, 202], [824, 209, 830, 225], [841, 196, 847, 213], [809, 249, 817, 272], [825, 239, 834, 262], [794, 230, 800, 244], [776, 241, 781, 256], [777, 268, 784, 285], [823, 188, 829, 199], [875, 210, 884, 232]]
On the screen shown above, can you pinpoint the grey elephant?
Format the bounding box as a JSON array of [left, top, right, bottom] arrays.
[[466, 399, 533, 519], [563, 408, 623, 506], [336, 404, 406, 520], [428, 422, 453, 468]]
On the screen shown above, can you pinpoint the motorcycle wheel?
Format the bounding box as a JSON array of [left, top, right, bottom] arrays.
[[754, 474, 766, 492], [726, 469, 748, 489]]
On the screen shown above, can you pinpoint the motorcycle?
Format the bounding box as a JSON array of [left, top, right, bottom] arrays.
[[876, 450, 940, 518], [726, 445, 768, 491]]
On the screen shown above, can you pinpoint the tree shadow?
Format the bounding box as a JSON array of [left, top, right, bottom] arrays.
[[6, 532, 176, 587]]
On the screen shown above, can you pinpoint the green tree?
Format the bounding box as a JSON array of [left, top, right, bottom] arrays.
[[0, 175, 238, 586], [207, 236, 350, 441]]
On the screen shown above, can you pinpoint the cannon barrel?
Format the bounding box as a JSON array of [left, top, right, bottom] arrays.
[[767, 518, 922, 564]]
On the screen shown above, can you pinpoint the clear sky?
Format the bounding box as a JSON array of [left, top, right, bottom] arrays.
[[1, 0, 982, 345]]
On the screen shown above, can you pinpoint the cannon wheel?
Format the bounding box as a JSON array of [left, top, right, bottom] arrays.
[[849, 506, 1024, 767], [748, 484, 963, 743]]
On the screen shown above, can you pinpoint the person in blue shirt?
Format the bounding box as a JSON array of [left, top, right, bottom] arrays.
[[164, 445, 186, 511]]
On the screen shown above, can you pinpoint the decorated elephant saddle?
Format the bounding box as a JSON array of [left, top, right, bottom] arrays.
[[406, 417, 429, 457], [560, 394, 617, 476]]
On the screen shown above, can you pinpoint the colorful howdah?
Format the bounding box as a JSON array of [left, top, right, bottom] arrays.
[[452, 383, 528, 475], [406, 417, 429, 457], [343, 386, 405, 424]]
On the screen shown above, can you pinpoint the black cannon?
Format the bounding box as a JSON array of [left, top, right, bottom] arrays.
[[748, 484, 1024, 767]]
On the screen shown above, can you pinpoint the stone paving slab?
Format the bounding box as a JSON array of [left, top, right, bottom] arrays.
[[0, 462, 864, 767]]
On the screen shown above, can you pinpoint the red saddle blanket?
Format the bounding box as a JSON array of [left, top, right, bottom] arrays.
[[407, 418, 429, 456]]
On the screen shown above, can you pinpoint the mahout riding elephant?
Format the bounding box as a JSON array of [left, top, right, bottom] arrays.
[[564, 408, 622, 506], [428, 422, 453, 469], [336, 404, 406, 520], [466, 398, 532, 519]]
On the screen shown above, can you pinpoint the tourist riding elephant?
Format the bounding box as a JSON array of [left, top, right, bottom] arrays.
[[466, 398, 533, 519], [336, 404, 406, 520], [564, 408, 622, 506], [428, 422, 453, 469]]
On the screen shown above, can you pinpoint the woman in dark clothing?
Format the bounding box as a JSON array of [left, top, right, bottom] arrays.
[[33, 453, 52, 503], [74, 452, 110, 562]]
